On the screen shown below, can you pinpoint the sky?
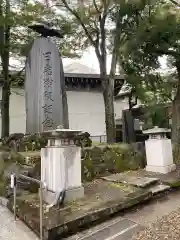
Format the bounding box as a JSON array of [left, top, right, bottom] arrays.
[[10, 46, 169, 74], [63, 47, 169, 74], [10, 46, 109, 73], [63, 47, 108, 73], [63, 48, 169, 73]]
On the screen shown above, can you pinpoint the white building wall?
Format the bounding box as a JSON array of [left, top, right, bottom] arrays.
[[0, 88, 134, 138], [114, 97, 129, 120], [114, 97, 142, 120], [0, 88, 26, 137], [0, 88, 107, 137], [67, 91, 106, 136]]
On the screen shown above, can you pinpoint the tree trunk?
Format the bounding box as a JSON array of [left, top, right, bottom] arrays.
[[171, 60, 180, 163], [1, 0, 10, 138], [102, 9, 121, 143], [61, 0, 118, 142], [1, 39, 10, 138], [1, 65, 10, 138], [101, 71, 116, 143]]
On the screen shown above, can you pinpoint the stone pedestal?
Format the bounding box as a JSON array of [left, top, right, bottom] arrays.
[[143, 126, 176, 174], [41, 127, 84, 204]]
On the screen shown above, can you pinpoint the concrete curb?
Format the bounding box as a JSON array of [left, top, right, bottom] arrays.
[[46, 191, 152, 240]]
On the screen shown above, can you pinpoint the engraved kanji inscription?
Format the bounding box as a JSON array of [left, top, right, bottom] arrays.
[[44, 90, 54, 101], [42, 51, 55, 129], [43, 76, 53, 88], [44, 64, 52, 75], [42, 104, 53, 114], [42, 116, 54, 128], [43, 52, 51, 61]]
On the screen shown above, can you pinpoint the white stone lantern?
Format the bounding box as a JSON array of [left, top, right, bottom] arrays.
[[41, 126, 84, 204], [143, 126, 176, 174]]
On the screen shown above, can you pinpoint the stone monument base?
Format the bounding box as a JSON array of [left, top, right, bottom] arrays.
[[65, 186, 84, 202], [41, 128, 84, 206], [146, 164, 176, 174], [43, 186, 84, 205]]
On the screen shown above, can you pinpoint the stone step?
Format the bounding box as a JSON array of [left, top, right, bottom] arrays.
[[148, 184, 171, 196], [101, 172, 172, 199], [102, 174, 159, 188]]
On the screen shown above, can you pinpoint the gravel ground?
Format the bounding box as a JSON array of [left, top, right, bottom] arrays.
[[132, 208, 180, 240]]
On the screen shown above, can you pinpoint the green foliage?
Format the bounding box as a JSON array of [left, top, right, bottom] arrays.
[[82, 144, 145, 182], [57, 0, 142, 142], [113, 0, 180, 129], [0, 0, 85, 65], [18, 134, 48, 151], [0, 0, 93, 90], [1, 133, 48, 152], [114, 0, 180, 104], [143, 104, 170, 129], [3, 132, 93, 152]]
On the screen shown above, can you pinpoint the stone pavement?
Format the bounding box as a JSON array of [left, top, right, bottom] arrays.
[[0, 205, 39, 240], [124, 190, 180, 226], [66, 191, 180, 240], [10, 179, 151, 239], [5, 169, 180, 239], [65, 217, 144, 240], [2, 185, 180, 240], [130, 190, 180, 239]]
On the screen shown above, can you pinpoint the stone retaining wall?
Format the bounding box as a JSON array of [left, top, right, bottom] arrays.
[[81, 143, 146, 181]]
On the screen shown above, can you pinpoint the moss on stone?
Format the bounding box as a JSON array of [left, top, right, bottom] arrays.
[[0, 150, 39, 197], [0, 143, 146, 197], [82, 143, 145, 182], [25, 143, 145, 183], [16, 192, 39, 202], [109, 182, 136, 193], [0, 181, 6, 196], [168, 181, 180, 188]]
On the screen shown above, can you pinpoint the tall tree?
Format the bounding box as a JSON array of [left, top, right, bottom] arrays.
[[0, 0, 11, 137], [116, 0, 180, 162], [52, 0, 123, 143]]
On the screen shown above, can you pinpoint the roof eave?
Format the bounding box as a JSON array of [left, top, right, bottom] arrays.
[[64, 73, 124, 80]]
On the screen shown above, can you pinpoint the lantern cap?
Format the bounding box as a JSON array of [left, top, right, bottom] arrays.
[[143, 126, 170, 135], [28, 21, 63, 38]]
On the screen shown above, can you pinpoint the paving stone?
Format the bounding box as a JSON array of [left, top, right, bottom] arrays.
[[122, 166, 180, 187], [0, 197, 8, 207], [149, 184, 171, 195], [119, 225, 145, 240], [0, 205, 39, 240], [65, 217, 144, 240], [102, 173, 159, 188]]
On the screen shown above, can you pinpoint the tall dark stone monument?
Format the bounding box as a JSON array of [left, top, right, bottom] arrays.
[[25, 23, 69, 133]]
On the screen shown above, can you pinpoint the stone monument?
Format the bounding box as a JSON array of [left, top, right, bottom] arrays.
[[25, 23, 69, 133], [143, 126, 176, 174]]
